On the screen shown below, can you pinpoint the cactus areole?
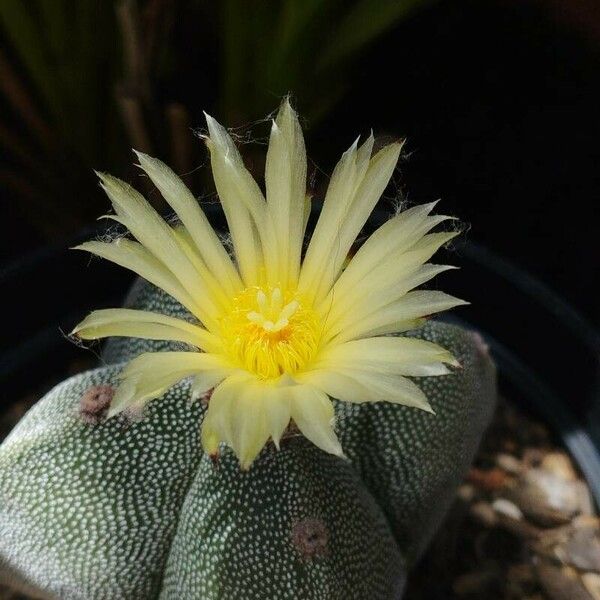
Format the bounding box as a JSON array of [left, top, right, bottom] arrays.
[[0, 99, 497, 600]]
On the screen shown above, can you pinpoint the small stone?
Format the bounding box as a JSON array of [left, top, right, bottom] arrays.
[[78, 385, 114, 424], [574, 516, 600, 529], [291, 518, 329, 561], [582, 573, 600, 600], [470, 501, 498, 527], [542, 452, 578, 481], [492, 498, 523, 520], [496, 452, 522, 475], [564, 527, 600, 572], [467, 467, 508, 492], [457, 483, 476, 503], [537, 563, 594, 600], [510, 469, 580, 527], [532, 525, 571, 562]]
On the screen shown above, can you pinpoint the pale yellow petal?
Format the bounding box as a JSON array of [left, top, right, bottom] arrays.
[[326, 290, 468, 344], [231, 386, 270, 470], [296, 370, 369, 403], [299, 369, 433, 412], [201, 372, 272, 468], [323, 208, 456, 308], [200, 418, 220, 456], [299, 139, 402, 304], [108, 351, 230, 417], [362, 318, 427, 338], [262, 386, 292, 449], [314, 336, 458, 376], [313, 142, 402, 303], [190, 369, 232, 400], [73, 239, 202, 317], [96, 174, 221, 329], [330, 202, 446, 292], [320, 231, 459, 333], [109, 376, 141, 418], [72, 308, 221, 353], [201, 375, 239, 447], [289, 386, 344, 457], [97, 174, 199, 288], [320, 143, 402, 286], [134, 151, 243, 295], [204, 114, 273, 285], [398, 264, 459, 294], [265, 99, 307, 286], [298, 136, 361, 300], [173, 226, 232, 313]]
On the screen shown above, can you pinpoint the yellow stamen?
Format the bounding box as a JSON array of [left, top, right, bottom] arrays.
[[221, 286, 320, 379]]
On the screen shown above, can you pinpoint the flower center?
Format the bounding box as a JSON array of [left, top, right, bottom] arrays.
[[221, 286, 320, 379]]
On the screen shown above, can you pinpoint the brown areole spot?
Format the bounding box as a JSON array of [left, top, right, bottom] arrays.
[[291, 517, 329, 560], [79, 385, 114, 424]]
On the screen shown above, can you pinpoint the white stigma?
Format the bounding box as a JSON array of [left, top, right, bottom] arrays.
[[246, 288, 299, 333]]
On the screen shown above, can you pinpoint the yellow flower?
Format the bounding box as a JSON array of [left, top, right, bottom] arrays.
[[72, 99, 465, 469]]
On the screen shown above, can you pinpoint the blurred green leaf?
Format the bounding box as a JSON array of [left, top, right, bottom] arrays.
[[219, 0, 439, 125], [319, 0, 437, 69], [0, 2, 63, 120], [0, 0, 439, 240]]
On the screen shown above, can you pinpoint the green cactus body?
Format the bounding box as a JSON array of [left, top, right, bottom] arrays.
[[0, 281, 496, 599]]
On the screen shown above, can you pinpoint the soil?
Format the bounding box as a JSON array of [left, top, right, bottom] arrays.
[[1, 375, 598, 600]]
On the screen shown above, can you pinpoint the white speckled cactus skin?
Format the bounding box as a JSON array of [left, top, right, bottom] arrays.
[[0, 279, 496, 599]]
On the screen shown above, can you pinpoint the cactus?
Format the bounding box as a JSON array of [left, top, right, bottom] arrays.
[[1, 99, 497, 598], [0, 280, 495, 599]]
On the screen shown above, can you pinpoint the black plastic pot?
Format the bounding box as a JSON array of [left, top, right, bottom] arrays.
[[2, 207, 599, 501]]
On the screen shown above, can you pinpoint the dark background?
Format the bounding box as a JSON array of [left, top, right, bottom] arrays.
[[1, 0, 598, 325]]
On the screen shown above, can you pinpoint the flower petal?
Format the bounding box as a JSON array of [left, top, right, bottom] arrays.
[[321, 209, 457, 316], [314, 336, 458, 376], [329, 202, 450, 293], [320, 143, 402, 294], [299, 369, 433, 412], [201, 375, 239, 447], [231, 386, 271, 470], [204, 113, 274, 285], [298, 136, 363, 301], [201, 373, 271, 469], [200, 419, 220, 456], [134, 151, 243, 296], [173, 226, 232, 312], [265, 99, 307, 286], [73, 239, 202, 317], [299, 138, 404, 304], [262, 385, 292, 449], [190, 370, 231, 400], [321, 230, 459, 337], [108, 351, 231, 417], [95, 174, 221, 329], [326, 290, 468, 344], [72, 308, 221, 353], [289, 386, 344, 457]]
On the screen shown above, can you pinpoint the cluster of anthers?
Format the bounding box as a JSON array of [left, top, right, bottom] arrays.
[[72, 99, 465, 469]]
